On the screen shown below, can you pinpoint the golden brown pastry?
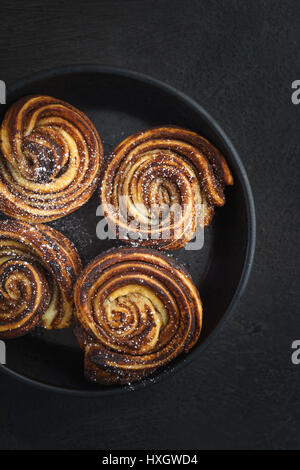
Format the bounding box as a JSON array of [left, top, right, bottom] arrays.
[[101, 126, 233, 249], [74, 248, 202, 385], [0, 95, 103, 223], [0, 219, 82, 338]]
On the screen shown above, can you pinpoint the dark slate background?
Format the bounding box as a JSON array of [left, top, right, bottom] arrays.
[[0, 0, 299, 450]]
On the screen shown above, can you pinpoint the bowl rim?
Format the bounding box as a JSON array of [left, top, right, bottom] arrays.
[[0, 64, 256, 396]]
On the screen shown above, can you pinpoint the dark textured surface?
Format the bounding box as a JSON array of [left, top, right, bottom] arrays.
[[0, 0, 299, 450]]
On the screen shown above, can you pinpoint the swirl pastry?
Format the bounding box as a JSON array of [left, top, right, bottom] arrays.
[[0, 219, 81, 338], [74, 248, 202, 385], [0, 95, 103, 222], [101, 126, 233, 249]]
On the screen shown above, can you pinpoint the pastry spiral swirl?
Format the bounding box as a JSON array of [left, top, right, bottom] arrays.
[[0, 220, 82, 338], [0, 95, 103, 222], [101, 126, 233, 249], [74, 248, 202, 385]]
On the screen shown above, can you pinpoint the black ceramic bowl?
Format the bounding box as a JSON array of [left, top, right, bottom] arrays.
[[0, 66, 255, 395]]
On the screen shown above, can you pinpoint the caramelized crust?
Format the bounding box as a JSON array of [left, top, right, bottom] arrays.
[[101, 126, 233, 250], [0, 95, 103, 222], [0, 219, 82, 338], [74, 248, 202, 385]]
